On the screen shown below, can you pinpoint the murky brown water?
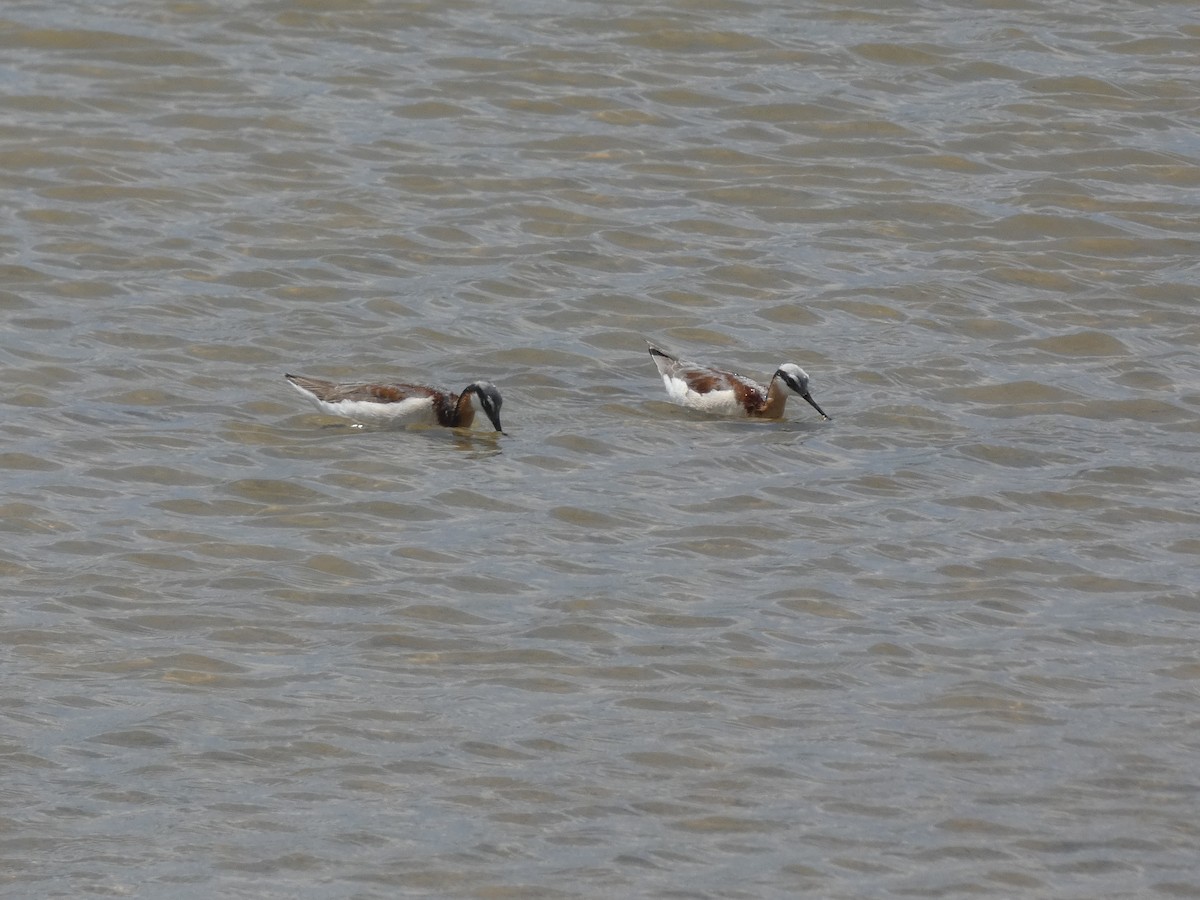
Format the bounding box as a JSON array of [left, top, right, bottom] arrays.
[[3, 0, 1199, 896]]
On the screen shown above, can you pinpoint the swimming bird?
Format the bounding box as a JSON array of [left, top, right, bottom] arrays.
[[285, 373, 505, 433], [646, 342, 830, 420]]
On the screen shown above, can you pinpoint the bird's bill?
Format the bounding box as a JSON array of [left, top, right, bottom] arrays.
[[802, 392, 830, 420]]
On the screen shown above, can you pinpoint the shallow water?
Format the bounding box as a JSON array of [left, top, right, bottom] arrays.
[[3, 0, 1200, 897]]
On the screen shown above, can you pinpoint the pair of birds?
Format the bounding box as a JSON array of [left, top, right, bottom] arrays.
[[285, 342, 831, 434]]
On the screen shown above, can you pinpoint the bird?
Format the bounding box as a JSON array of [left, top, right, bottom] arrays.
[[646, 341, 830, 420], [285, 373, 505, 433]]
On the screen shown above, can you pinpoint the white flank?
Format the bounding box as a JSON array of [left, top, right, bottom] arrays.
[[287, 378, 440, 424], [318, 396, 437, 423], [661, 375, 743, 416]]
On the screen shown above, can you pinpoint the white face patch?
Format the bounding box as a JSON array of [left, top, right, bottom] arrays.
[[776, 364, 810, 392]]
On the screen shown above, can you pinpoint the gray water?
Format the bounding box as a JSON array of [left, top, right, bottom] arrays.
[[3, 0, 1200, 897]]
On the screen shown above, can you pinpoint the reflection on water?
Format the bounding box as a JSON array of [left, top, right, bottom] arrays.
[[3, 0, 1200, 896]]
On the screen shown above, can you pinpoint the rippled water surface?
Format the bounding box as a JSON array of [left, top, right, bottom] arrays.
[[3, 0, 1200, 896]]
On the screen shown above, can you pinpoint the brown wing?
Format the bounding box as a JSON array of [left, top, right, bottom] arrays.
[[674, 366, 729, 394], [677, 366, 766, 405], [286, 374, 440, 404], [334, 382, 440, 404], [729, 374, 768, 412]]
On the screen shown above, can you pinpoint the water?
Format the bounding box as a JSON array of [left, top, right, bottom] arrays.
[[3, 0, 1199, 896]]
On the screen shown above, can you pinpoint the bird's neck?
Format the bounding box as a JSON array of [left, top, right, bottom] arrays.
[[450, 390, 475, 428], [756, 377, 789, 418]]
